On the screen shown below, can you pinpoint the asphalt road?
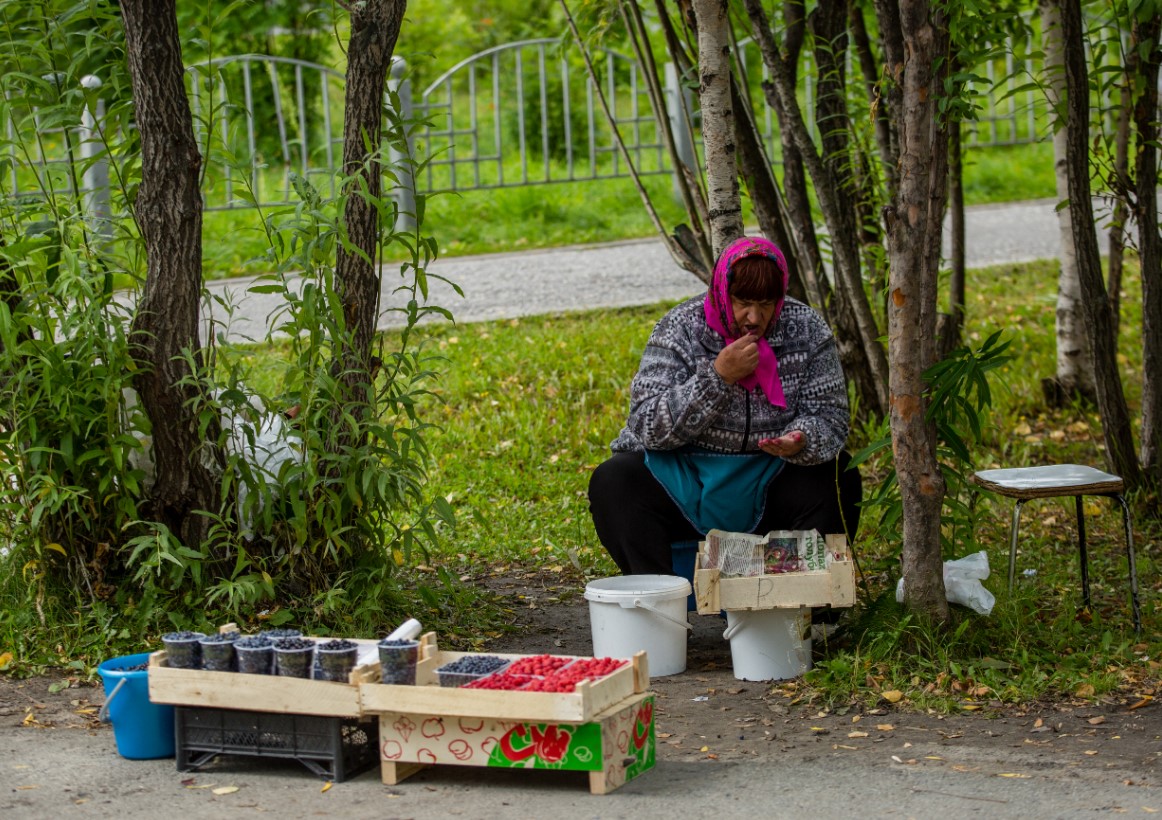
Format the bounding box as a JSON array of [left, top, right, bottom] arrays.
[[203, 197, 1103, 342]]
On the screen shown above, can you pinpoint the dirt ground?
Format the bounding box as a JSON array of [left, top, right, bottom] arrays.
[[1, 569, 1159, 793]]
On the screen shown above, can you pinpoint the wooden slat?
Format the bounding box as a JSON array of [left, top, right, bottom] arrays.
[[147, 639, 381, 717], [360, 649, 642, 723], [695, 560, 856, 613]]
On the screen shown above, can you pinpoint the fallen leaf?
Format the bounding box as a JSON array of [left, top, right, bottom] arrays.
[[74, 708, 97, 715], [848, 731, 869, 738], [699, 745, 709, 752], [707, 753, 719, 760], [891, 755, 916, 764], [321, 782, 332, 793], [1076, 683, 1095, 697], [0, 651, 13, 669], [961, 704, 981, 711], [836, 744, 858, 750], [15, 785, 39, 791], [851, 715, 861, 723], [1084, 750, 1099, 756], [925, 755, 944, 760], [180, 778, 197, 786], [997, 773, 1031, 778], [876, 724, 894, 731], [1128, 697, 1153, 711], [1142, 808, 1157, 813], [211, 786, 240, 795], [657, 732, 673, 739], [1087, 716, 1106, 725], [882, 690, 903, 703], [726, 688, 745, 695], [1033, 718, 1044, 728]]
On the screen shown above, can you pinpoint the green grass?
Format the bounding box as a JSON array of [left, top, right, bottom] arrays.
[[199, 140, 1060, 281], [399, 253, 1157, 710]]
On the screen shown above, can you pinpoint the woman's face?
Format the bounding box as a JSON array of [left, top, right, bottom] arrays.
[[729, 296, 777, 336]]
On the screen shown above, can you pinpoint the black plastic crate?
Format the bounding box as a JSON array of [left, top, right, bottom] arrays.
[[175, 706, 378, 782]]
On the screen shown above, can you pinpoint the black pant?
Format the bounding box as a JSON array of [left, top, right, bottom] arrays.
[[588, 450, 862, 575]]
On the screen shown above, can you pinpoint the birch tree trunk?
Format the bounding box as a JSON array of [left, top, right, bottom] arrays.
[[882, 0, 949, 623], [333, 0, 406, 413], [1131, 13, 1161, 482], [692, 0, 744, 255], [1059, 0, 1140, 487], [122, 0, 218, 548], [1042, 0, 1097, 406]]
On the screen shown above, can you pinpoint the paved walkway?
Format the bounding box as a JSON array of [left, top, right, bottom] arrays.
[[205, 198, 1097, 341]]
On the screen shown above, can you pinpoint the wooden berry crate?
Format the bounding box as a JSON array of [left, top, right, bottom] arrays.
[[376, 691, 656, 795], [359, 633, 650, 725], [149, 636, 397, 719], [694, 533, 856, 614]]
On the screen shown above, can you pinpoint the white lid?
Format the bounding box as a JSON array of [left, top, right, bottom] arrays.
[[584, 574, 692, 603]]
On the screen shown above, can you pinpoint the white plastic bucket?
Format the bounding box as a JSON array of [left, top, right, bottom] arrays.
[[722, 607, 812, 681], [584, 575, 693, 677]]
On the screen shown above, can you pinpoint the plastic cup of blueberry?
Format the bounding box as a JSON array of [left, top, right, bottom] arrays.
[[316, 639, 359, 682], [235, 635, 275, 675], [273, 637, 316, 678], [161, 631, 206, 669], [378, 639, 421, 685]]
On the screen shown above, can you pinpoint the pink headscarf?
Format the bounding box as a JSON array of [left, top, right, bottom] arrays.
[[703, 236, 789, 407]]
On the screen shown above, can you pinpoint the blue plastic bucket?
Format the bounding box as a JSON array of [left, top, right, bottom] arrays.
[[97, 652, 175, 760]]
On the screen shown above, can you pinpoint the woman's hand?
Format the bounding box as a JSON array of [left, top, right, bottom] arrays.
[[759, 430, 806, 458], [714, 334, 760, 384]]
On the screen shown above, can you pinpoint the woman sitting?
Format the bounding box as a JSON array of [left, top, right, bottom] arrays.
[[589, 236, 861, 575]]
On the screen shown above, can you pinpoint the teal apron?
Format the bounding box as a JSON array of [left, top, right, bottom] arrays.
[[644, 447, 784, 535]]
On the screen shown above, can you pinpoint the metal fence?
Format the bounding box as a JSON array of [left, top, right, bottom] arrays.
[[2, 30, 1067, 226]]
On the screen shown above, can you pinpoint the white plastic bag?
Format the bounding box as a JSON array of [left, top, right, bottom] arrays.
[[895, 550, 995, 615]]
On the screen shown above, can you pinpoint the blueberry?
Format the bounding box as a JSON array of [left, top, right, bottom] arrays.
[[273, 637, 315, 651], [235, 636, 273, 649], [318, 639, 357, 651], [199, 631, 241, 644], [162, 631, 204, 642]]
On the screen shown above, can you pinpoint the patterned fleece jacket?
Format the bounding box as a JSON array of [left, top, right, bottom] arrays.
[[610, 295, 850, 464]]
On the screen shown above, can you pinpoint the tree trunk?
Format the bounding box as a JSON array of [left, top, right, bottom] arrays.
[[729, 75, 806, 302], [744, 0, 891, 418], [1059, 0, 1140, 487], [1131, 13, 1161, 483], [1042, 0, 1097, 406], [882, 0, 949, 624], [333, 0, 406, 404], [1107, 72, 1132, 341], [937, 119, 965, 359], [850, 0, 897, 199], [122, 0, 218, 547], [768, 0, 829, 310], [692, 0, 744, 255]]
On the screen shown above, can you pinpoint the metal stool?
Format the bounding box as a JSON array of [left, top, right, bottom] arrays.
[[971, 464, 1140, 632]]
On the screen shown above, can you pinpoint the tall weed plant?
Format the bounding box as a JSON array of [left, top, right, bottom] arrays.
[[0, 5, 475, 671]]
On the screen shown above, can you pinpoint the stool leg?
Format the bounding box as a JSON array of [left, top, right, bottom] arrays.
[[1007, 499, 1027, 593], [1113, 494, 1142, 634], [1076, 496, 1090, 610]]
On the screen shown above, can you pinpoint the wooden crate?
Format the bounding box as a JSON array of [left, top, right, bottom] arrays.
[[694, 533, 856, 614], [359, 634, 649, 724], [149, 637, 388, 718], [376, 691, 656, 795]]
